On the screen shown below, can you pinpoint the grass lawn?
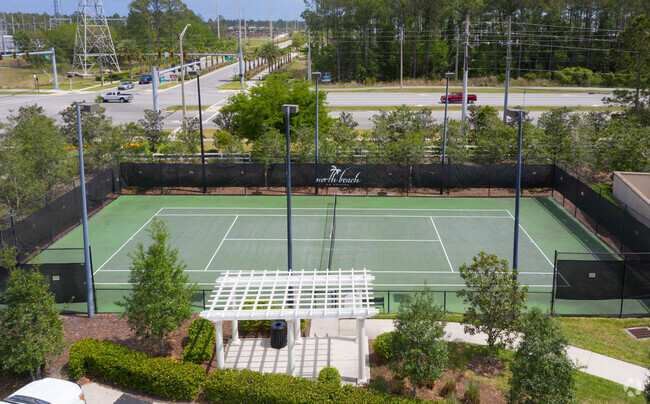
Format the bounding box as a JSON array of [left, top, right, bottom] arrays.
[[557, 317, 650, 367], [163, 105, 210, 111], [219, 81, 248, 90], [157, 81, 180, 90]]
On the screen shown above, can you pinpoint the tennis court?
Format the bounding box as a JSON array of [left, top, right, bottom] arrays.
[[43, 195, 612, 312]]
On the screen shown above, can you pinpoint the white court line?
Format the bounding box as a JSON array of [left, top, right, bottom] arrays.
[[430, 216, 454, 272], [204, 215, 239, 271], [94, 208, 163, 274], [157, 213, 512, 219], [161, 207, 510, 212], [226, 238, 440, 242], [505, 210, 554, 268]]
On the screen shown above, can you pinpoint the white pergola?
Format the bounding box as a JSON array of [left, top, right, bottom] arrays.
[[200, 268, 379, 382]]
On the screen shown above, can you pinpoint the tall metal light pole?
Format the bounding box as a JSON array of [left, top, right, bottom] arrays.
[[237, 0, 244, 90], [76, 103, 100, 318], [506, 108, 524, 275], [312, 72, 321, 194], [282, 104, 299, 273], [189, 70, 207, 194], [216, 0, 220, 39], [179, 24, 191, 119], [441, 72, 455, 195]]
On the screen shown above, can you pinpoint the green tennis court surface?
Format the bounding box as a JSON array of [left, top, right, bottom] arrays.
[[44, 195, 611, 312]]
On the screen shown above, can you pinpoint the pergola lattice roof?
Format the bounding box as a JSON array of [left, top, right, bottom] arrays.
[[199, 268, 379, 321]]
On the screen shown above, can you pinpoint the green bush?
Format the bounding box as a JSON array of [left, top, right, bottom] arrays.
[[463, 381, 480, 404], [69, 338, 204, 400], [440, 379, 457, 397], [204, 367, 420, 403], [373, 331, 396, 363], [183, 318, 215, 364], [318, 367, 342, 388], [522, 72, 537, 81]]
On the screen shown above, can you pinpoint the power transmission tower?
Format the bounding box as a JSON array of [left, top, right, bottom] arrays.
[[73, 0, 120, 75], [503, 16, 512, 123], [52, 0, 63, 26], [461, 14, 469, 123]]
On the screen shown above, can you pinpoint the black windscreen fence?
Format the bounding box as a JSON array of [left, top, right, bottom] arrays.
[[0, 167, 116, 254], [553, 165, 650, 253], [120, 162, 553, 191]]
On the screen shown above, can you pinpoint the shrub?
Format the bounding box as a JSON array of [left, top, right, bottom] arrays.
[[183, 318, 216, 364], [522, 73, 537, 81], [440, 379, 457, 397], [463, 381, 480, 404], [318, 366, 342, 388], [203, 367, 419, 403], [373, 331, 396, 363], [369, 376, 389, 393], [69, 338, 204, 400]]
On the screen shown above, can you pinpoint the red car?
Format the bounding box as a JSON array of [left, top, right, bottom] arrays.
[[440, 92, 477, 104]]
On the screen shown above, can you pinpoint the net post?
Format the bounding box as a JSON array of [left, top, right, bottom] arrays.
[[619, 253, 628, 318], [551, 250, 558, 315]]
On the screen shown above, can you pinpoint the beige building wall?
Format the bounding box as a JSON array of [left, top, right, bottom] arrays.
[[613, 172, 650, 228]]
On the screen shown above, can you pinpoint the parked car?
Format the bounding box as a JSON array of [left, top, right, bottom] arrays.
[[138, 74, 152, 84], [440, 92, 477, 104], [117, 81, 134, 90], [1, 378, 85, 404], [100, 91, 133, 103]]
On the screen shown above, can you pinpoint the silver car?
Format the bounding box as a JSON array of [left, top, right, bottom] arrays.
[[117, 81, 134, 90], [1, 378, 86, 404]]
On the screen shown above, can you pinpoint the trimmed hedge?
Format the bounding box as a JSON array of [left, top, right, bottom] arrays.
[[69, 338, 204, 400], [318, 367, 342, 388], [373, 331, 397, 363], [204, 367, 421, 403], [183, 318, 216, 364]]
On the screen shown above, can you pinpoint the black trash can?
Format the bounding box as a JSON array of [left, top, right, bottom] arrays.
[[270, 320, 287, 349]]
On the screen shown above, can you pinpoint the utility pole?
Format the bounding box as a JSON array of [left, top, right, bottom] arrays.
[[503, 16, 512, 123], [399, 26, 403, 89], [243, 5, 247, 40], [270, 6, 273, 42], [461, 14, 469, 123], [216, 0, 220, 39], [238, 0, 244, 90], [454, 25, 459, 86], [307, 31, 312, 80]]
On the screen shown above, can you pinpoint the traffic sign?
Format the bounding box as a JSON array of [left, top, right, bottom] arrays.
[[225, 57, 233, 61], [321, 72, 331, 82], [170, 74, 178, 80], [159, 77, 165, 82]]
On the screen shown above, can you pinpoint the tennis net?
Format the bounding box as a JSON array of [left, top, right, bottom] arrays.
[[327, 195, 338, 271]]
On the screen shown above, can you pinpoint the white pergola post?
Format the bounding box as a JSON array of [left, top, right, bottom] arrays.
[[231, 320, 240, 345], [287, 319, 295, 376], [357, 318, 367, 383], [294, 318, 302, 344], [215, 321, 224, 368]]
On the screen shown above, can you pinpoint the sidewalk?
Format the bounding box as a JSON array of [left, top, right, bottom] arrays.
[[311, 319, 650, 391]]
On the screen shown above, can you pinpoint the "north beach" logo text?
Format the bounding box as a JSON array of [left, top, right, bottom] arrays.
[[316, 165, 361, 186]]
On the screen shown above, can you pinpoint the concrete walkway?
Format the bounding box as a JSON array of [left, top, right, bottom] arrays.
[[311, 318, 650, 392]]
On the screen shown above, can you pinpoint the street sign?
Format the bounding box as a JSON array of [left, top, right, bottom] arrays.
[[164, 52, 169, 58], [225, 57, 233, 61], [44, 55, 50, 60], [159, 77, 165, 82], [321, 72, 331, 82], [170, 74, 178, 80]]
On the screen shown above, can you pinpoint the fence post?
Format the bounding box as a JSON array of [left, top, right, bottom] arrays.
[[595, 188, 601, 235], [619, 205, 627, 253], [551, 158, 556, 198], [443, 291, 447, 313], [116, 156, 122, 196], [573, 173, 579, 217], [619, 253, 628, 318], [89, 246, 98, 314], [9, 210, 18, 248], [387, 291, 390, 314], [551, 250, 558, 315]]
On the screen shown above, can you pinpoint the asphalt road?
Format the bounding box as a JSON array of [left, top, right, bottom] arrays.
[[0, 43, 612, 131]]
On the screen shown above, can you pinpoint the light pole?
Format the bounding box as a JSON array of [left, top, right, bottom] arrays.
[[282, 104, 299, 273], [441, 72, 455, 195], [189, 70, 207, 194], [505, 108, 524, 275], [76, 103, 100, 318], [312, 72, 321, 194], [179, 24, 191, 119]]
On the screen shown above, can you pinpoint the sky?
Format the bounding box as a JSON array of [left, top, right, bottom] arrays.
[[1, 0, 307, 22]]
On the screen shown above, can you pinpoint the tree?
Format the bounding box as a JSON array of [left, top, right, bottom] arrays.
[[390, 287, 447, 398], [0, 105, 75, 210], [369, 106, 434, 163], [138, 109, 167, 152], [0, 247, 66, 380], [116, 39, 143, 79], [456, 252, 528, 362], [508, 307, 578, 404], [214, 73, 332, 141], [116, 219, 196, 354], [158, 117, 200, 157], [258, 42, 280, 73]]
